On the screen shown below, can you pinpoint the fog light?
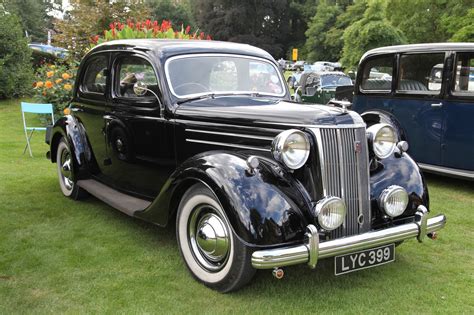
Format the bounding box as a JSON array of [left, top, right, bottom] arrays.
[[379, 185, 409, 217], [315, 196, 346, 231]]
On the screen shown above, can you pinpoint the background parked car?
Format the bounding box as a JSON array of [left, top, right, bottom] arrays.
[[352, 43, 474, 179], [294, 71, 353, 104]]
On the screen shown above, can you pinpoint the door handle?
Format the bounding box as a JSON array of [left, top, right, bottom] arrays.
[[431, 102, 443, 108]]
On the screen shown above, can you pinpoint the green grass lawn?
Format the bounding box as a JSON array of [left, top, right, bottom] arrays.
[[1, 98, 473, 313]]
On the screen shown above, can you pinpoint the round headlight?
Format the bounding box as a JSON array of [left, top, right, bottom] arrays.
[[379, 185, 409, 217], [272, 129, 310, 170], [367, 124, 397, 159], [315, 196, 346, 231]]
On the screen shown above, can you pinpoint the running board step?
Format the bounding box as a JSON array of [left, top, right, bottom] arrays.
[[77, 179, 151, 216]]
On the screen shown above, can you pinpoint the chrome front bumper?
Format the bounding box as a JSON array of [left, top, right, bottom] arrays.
[[251, 206, 446, 269]]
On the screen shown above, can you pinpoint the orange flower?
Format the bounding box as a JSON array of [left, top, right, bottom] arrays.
[[47, 71, 54, 78], [55, 78, 63, 84], [36, 81, 44, 88], [64, 84, 72, 91], [45, 81, 53, 88], [62, 73, 71, 80]]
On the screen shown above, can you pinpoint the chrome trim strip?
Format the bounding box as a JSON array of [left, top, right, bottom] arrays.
[[251, 209, 447, 269], [164, 53, 287, 99], [175, 119, 283, 133], [312, 129, 327, 196], [418, 163, 474, 179], [262, 122, 367, 129], [186, 139, 270, 152], [185, 129, 274, 141]]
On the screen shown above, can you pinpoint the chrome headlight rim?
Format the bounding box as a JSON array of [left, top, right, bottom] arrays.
[[271, 129, 310, 170], [367, 123, 398, 159], [314, 196, 347, 231], [378, 185, 409, 218]]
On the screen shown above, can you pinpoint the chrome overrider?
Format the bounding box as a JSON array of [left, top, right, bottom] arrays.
[[251, 205, 446, 269]]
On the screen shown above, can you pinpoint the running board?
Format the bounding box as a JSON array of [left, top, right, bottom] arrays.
[[418, 163, 474, 180], [77, 179, 152, 216]]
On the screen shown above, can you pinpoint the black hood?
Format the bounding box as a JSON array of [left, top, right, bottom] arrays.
[[174, 96, 363, 129]]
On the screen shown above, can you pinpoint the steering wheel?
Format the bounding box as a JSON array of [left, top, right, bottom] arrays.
[[174, 82, 210, 94]]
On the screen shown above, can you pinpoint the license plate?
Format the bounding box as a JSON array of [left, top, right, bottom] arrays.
[[334, 244, 395, 275]]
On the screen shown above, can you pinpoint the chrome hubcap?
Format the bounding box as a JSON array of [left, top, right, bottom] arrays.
[[189, 205, 230, 271], [59, 149, 73, 190]]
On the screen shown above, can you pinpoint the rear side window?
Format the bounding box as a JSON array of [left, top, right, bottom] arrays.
[[453, 52, 474, 95], [81, 55, 108, 94], [397, 53, 445, 94], [360, 55, 393, 92]]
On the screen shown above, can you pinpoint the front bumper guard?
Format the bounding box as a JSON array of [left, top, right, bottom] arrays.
[[251, 206, 446, 269]]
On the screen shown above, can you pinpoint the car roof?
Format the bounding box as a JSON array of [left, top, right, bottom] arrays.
[[361, 42, 474, 60], [87, 39, 275, 61]]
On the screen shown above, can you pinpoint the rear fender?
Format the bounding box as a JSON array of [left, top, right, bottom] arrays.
[[136, 151, 313, 247], [49, 115, 92, 168]]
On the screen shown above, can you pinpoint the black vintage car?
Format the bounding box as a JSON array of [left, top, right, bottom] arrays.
[[46, 39, 446, 292]]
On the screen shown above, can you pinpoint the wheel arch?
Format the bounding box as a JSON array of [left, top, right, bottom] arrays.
[[136, 151, 312, 248]]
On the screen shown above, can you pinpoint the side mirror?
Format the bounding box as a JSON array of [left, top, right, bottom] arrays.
[[133, 81, 148, 96]]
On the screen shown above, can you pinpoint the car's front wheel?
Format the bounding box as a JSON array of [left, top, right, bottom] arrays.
[[176, 183, 255, 292], [56, 137, 87, 200]]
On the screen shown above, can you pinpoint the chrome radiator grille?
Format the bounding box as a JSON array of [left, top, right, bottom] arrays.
[[311, 127, 371, 238]]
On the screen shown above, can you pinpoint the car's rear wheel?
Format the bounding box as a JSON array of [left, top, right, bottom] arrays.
[[176, 183, 255, 292], [56, 137, 87, 200]]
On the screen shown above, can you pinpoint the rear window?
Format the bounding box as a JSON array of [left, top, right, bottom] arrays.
[[360, 55, 393, 92], [397, 53, 445, 94]]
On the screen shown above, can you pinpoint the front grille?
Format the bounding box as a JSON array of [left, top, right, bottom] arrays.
[[311, 127, 371, 238]]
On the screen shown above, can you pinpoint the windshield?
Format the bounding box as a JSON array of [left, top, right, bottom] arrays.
[[321, 75, 353, 87], [165, 55, 285, 98]]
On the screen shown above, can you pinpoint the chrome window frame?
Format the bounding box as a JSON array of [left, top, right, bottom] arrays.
[[164, 53, 287, 99]]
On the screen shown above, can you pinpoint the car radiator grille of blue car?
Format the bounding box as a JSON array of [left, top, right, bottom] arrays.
[[310, 127, 371, 239]]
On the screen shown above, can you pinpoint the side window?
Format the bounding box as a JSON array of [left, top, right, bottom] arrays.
[[360, 55, 393, 92], [453, 53, 474, 95], [116, 56, 158, 98], [81, 55, 108, 94], [397, 53, 445, 93]]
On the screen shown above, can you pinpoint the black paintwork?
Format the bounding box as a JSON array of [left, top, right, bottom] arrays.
[[47, 40, 429, 248]]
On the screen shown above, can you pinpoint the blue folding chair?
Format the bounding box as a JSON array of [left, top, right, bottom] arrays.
[[21, 102, 55, 157]]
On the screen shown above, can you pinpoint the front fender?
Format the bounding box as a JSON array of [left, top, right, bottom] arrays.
[[136, 151, 313, 247], [49, 115, 91, 167], [370, 152, 429, 222]]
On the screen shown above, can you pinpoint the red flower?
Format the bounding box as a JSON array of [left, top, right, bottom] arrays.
[[161, 20, 171, 31], [153, 20, 158, 27], [185, 25, 191, 34], [109, 23, 115, 30], [90, 35, 100, 44], [206, 35, 212, 40], [199, 32, 205, 39], [118, 22, 124, 30], [145, 19, 151, 28]]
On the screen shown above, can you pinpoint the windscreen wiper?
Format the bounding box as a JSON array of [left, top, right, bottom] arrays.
[[176, 93, 216, 105]]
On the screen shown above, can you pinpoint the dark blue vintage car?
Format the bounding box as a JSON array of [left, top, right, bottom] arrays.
[[352, 43, 474, 179]]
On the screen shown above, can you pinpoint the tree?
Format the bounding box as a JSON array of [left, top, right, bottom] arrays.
[[2, 0, 52, 42], [341, 0, 406, 69], [53, 0, 149, 60], [0, 13, 33, 98], [441, 1, 474, 42], [386, 0, 449, 43], [147, 0, 195, 29], [324, 0, 367, 62], [191, 0, 291, 58]]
